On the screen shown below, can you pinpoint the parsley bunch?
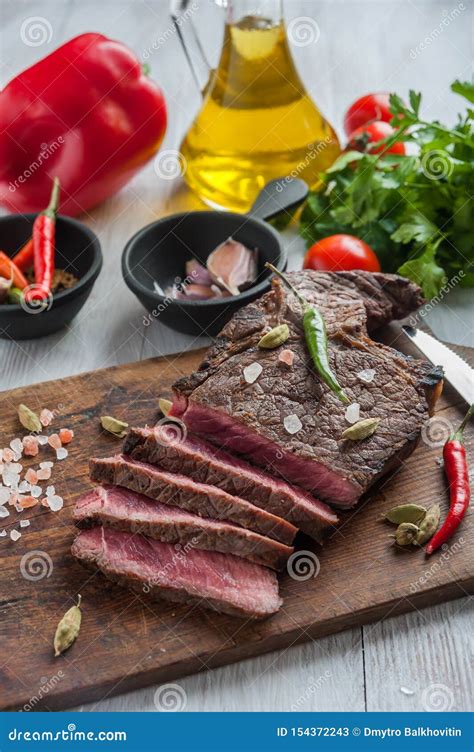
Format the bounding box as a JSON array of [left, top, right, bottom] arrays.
[[299, 81, 473, 299]]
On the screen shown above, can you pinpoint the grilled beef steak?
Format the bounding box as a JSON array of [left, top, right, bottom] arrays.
[[89, 455, 296, 544], [124, 428, 338, 541], [72, 527, 282, 619], [74, 485, 293, 570], [171, 271, 442, 507]]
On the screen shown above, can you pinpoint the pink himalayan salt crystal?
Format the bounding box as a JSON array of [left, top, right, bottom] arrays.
[[59, 428, 74, 445], [48, 433, 62, 450], [278, 349, 294, 367], [25, 468, 38, 485], [36, 467, 51, 481], [40, 408, 54, 427], [18, 496, 38, 510], [2, 448, 14, 463], [23, 436, 39, 457]]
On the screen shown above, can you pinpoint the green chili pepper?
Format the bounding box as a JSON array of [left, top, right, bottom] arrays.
[[265, 263, 349, 404]]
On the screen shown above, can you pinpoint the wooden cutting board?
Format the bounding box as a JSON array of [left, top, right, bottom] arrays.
[[1, 323, 473, 711]]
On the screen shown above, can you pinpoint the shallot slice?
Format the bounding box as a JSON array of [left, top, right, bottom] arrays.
[[185, 259, 213, 286]]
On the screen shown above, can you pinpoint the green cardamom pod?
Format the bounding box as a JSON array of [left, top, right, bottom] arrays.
[[385, 504, 427, 525], [54, 595, 82, 657], [415, 503, 441, 544], [18, 403, 42, 433], [258, 324, 290, 349], [100, 415, 129, 437], [394, 522, 420, 546], [158, 398, 172, 416], [342, 417, 380, 441]]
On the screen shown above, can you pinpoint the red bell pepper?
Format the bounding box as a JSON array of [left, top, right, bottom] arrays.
[[0, 33, 167, 216]]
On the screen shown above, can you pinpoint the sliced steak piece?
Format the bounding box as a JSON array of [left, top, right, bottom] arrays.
[[89, 455, 296, 544], [124, 427, 338, 541], [72, 527, 282, 619], [73, 485, 293, 570], [171, 271, 442, 508]]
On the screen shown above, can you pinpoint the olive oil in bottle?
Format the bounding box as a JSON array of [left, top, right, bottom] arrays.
[[180, 7, 340, 212]]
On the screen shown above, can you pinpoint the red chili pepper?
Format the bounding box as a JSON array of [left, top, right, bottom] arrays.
[[12, 238, 34, 271], [426, 405, 474, 555], [0, 33, 167, 216], [25, 178, 60, 303], [0, 251, 28, 290]]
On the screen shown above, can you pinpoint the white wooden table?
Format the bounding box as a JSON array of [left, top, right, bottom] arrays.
[[1, 0, 472, 713]]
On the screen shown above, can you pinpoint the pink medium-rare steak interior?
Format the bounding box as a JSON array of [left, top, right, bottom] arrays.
[[71, 526, 282, 619], [123, 427, 338, 540], [88, 454, 297, 544], [73, 485, 293, 571]]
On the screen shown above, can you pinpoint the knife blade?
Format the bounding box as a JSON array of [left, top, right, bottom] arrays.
[[402, 326, 474, 405]]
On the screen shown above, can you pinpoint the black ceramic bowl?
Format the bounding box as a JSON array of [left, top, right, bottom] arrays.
[[122, 211, 286, 336], [0, 214, 102, 340]]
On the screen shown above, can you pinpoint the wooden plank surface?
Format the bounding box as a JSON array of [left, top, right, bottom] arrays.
[[0, 331, 472, 711], [1, 0, 472, 715]]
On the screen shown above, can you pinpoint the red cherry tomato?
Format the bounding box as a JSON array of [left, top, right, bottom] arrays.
[[347, 121, 405, 155], [303, 235, 381, 273], [344, 92, 392, 136]]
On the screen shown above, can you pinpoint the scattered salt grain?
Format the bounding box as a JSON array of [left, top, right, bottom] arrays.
[[345, 402, 360, 424], [36, 467, 51, 481], [47, 495, 63, 512], [40, 408, 54, 427], [2, 470, 20, 489], [46, 485, 56, 497], [243, 362, 263, 384], [18, 496, 38, 510], [400, 686, 415, 696], [2, 448, 14, 463], [436, 457, 444, 467], [10, 529, 21, 542], [0, 505, 9, 518], [357, 368, 376, 384], [0, 530, 6, 537], [37, 435, 49, 446], [10, 438, 23, 456], [30, 485, 42, 498], [0, 487, 10, 505], [284, 414, 302, 435], [20, 519, 30, 528], [59, 428, 74, 444], [278, 349, 294, 367], [23, 436, 39, 457], [6, 462, 22, 474], [48, 433, 62, 450], [40, 461, 54, 469], [25, 468, 38, 484], [18, 481, 31, 494], [56, 447, 68, 461]]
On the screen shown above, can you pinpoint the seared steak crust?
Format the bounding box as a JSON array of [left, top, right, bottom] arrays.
[[171, 271, 442, 507]]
